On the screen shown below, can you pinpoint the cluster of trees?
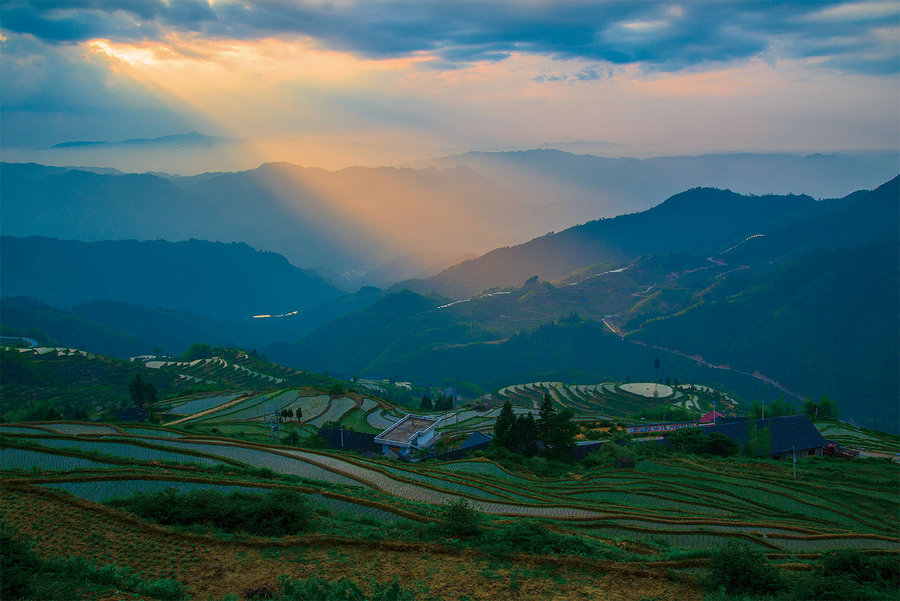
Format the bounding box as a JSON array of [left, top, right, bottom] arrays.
[[667, 426, 738, 457], [750, 395, 839, 420], [181, 342, 214, 361], [802, 395, 839, 420], [420, 393, 454, 412], [128, 374, 157, 409], [631, 404, 696, 422], [279, 408, 302, 422], [492, 395, 578, 459]]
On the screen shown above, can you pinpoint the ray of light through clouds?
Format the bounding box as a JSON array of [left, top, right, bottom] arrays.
[[1, 0, 898, 171]]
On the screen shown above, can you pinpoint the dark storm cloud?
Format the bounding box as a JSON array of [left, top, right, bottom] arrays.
[[1, 0, 897, 74]]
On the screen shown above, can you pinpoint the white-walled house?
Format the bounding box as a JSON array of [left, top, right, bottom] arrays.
[[375, 414, 441, 458]]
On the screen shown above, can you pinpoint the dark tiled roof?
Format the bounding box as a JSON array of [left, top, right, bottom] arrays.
[[704, 414, 826, 456], [461, 431, 493, 449]]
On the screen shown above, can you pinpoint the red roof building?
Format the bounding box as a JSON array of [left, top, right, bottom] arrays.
[[699, 410, 725, 424]]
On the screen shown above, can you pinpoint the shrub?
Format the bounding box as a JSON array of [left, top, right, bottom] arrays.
[[298, 434, 330, 449], [440, 498, 481, 537], [488, 520, 596, 557], [277, 575, 416, 601], [0, 522, 40, 599], [667, 428, 738, 456], [107, 488, 315, 537], [788, 549, 900, 600], [701, 540, 784, 595]]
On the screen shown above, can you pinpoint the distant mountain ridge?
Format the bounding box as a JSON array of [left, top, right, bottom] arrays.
[[408, 149, 897, 225], [401, 187, 829, 299], [0, 161, 549, 282], [0, 237, 340, 321], [49, 132, 232, 149]]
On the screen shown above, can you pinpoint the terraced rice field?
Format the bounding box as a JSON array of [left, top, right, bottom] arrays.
[[41, 423, 122, 435], [491, 380, 681, 418], [816, 421, 900, 455], [3, 423, 897, 556], [168, 392, 248, 415], [296, 395, 331, 423], [117, 426, 185, 438], [307, 396, 357, 427], [1, 447, 112, 471], [367, 409, 400, 430]]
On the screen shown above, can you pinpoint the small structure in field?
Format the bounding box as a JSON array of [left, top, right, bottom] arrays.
[[375, 414, 441, 458]]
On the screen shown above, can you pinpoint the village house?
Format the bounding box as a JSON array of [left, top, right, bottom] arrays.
[[704, 414, 827, 460], [375, 414, 441, 458]]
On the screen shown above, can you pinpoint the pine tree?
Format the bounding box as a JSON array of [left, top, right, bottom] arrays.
[[493, 401, 516, 451], [538, 393, 556, 441], [129, 375, 146, 409], [544, 408, 578, 461], [420, 395, 434, 411], [519, 413, 539, 457]]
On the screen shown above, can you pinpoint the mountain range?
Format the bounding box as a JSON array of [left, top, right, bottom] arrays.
[[269, 178, 899, 432], [1, 155, 897, 432], [0, 161, 543, 286], [3, 150, 895, 286]]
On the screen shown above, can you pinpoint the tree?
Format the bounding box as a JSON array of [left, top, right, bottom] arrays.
[[442, 498, 481, 537], [182, 342, 214, 361], [493, 401, 516, 451], [519, 413, 539, 457], [818, 395, 839, 420], [420, 395, 434, 412], [705, 433, 739, 457], [129, 374, 157, 411], [543, 408, 578, 460], [129, 374, 145, 408], [434, 393, 453, 411], [144, 381, 157, 406], [802, 397, 818, 419], [538, 393, 556, 441], [327, 383, 344, 397], [667, 427, 707, 454], [702, 540, 784, 595], [285, 408, 294, 421], [802, 396, 838, 420]]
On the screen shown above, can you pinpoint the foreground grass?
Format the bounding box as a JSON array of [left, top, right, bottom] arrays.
[[0, 483, 700, 601]]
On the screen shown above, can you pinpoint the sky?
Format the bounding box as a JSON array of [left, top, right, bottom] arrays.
[[2, 0, 899, 171]]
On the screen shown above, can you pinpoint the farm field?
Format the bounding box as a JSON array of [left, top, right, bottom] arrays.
[[2, 375, 898, 600], [486, 380, 712, 420], [2, 420, 898, 599], [816, 420, 900, 456]]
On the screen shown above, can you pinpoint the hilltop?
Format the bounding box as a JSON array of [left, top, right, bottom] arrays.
[[0, 344, 336, 423]]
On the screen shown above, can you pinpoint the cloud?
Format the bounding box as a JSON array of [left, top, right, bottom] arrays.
[[534, 65, 616, 83], [1, 1, 897, 74], [0, 33, 194, 146]]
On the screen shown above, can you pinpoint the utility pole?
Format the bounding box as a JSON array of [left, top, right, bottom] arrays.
[[792, 444, 796, 479]]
